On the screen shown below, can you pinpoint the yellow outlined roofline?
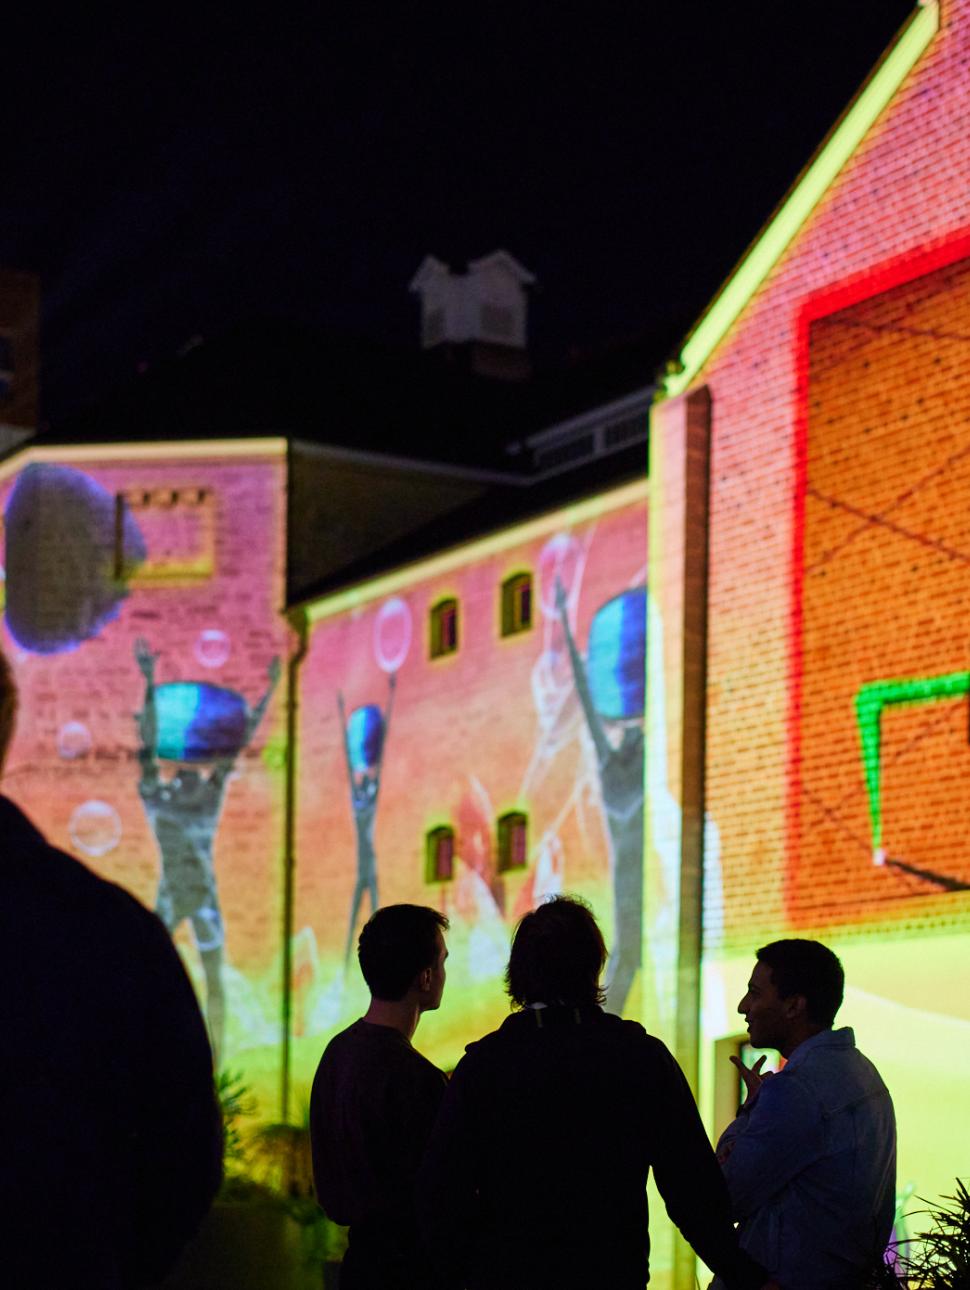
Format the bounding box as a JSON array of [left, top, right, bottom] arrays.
[[662, 2, 939, 401]]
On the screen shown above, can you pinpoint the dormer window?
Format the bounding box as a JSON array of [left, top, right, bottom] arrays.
[[501, 573, 533, 637], [430, 598, 459, 658]]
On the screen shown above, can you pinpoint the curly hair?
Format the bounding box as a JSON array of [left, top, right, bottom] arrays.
[[505, 895, 607, 1009]]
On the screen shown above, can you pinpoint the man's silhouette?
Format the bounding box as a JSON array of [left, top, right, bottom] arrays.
[[134, 638, 280, 1062], [418, 896, 772, 1290], [0, 646, 222, 1287], [716, 939, 896, 1289], [311, 903, 448, 1289]]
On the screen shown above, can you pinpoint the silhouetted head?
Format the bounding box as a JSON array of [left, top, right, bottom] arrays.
[[358, 904, 450, 1009], [506, 894, 607, 1009], [0, 647, 17, 774], [739, 939, 844, 1055]]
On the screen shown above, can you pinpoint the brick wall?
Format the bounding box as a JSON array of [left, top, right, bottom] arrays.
[[674, 0, 970, 949], [0, 443, 289, 1105]]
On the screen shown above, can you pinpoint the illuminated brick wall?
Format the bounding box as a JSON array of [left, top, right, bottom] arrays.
[[0, 442, 289, 1111], [681, 1, 970, 950], [291, 481, 648, 1103], [650, 0, 970, 1241], [796, 252, 970, 927]]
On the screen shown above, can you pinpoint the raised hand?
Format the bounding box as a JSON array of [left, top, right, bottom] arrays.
[[134, 637, 158, 681], [730, 1053, 772, 1108]]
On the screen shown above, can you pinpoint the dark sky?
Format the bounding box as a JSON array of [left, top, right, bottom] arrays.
[[3, 2, 915, 426]]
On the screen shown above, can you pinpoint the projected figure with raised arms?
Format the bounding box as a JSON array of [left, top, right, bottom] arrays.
[[134, 638, 281, 1063], [339, 671, 396, 963], [556, 578, 645, 1015]]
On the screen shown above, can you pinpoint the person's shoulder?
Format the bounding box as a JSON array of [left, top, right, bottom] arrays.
[[460, 1008, 659, 1058], [3, 800, 158, 928], [599, 1014, 680, 1070], [317, 1019, 369, 1062]]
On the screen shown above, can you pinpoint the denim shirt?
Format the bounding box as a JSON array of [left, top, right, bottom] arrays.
[[714, 1027, 896, 1290]]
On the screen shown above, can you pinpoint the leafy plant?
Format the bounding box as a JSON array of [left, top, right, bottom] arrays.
[[215, 1069, 258, 1176], [898, 1179, 970, 1288], [871, 1179, 970, 1289], [214, 1073, 346, 1266]]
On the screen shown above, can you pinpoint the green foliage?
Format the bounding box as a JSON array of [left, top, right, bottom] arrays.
[[215, 1070, 258, 1174], [214, 1073, 347, 1266], [898, 1180, 970, 1289], [870, 1180, 970, 1289]]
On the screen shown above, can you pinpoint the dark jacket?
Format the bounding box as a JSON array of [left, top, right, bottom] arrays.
[[0, 794, 223, 1288], [417, 1004, 767, 1290]]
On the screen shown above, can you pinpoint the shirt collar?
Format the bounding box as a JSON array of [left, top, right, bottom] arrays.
[[786, 1025, 855, 1066]]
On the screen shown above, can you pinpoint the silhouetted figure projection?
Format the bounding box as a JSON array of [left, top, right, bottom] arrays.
[[417, 896, 770, 1290], [135, 639, 280, 1063], [555, 578, 645, 1014], [338, 671, 395, 963], [0, 648, 222, 1289], [311, 904, 449, 1290]]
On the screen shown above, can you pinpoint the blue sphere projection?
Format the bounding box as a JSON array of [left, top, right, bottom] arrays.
[[347, 704, 384, 771], [154, 682, 249, 762], [4, 463, 146, 654], [586, 587, 647, 720]]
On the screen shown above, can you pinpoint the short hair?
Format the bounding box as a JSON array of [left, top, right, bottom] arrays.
[[358, 904, 448, 1002], [0, 648, 17, 773], [505, 895, 607, 1009], [756, 939, 844, 1027]]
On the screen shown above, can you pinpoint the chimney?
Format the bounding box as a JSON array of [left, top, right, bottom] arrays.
[[409, 250, 535, 380], [0, 267, 39, 446]]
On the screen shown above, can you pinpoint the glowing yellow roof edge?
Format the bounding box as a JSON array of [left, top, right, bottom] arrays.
[[0, 436, 288, 483], [662, 1, 939, 402], [301, 476, 649, 625]]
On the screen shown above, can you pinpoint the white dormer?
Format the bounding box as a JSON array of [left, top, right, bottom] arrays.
[[409, 250, 535, 350]]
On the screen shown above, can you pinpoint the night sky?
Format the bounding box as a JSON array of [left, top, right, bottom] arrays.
[[3, 2, 915, 427]]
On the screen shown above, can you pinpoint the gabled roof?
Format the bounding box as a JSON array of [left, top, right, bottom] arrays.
[[467, 250, 536, 285], [661, 1, 939, 402]]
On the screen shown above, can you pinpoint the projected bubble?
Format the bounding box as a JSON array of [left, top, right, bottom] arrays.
[[373, 596, 412, 673], [57, 721, 92, 759], [194, 628, 231, 669], [69, 799, 122, 857]]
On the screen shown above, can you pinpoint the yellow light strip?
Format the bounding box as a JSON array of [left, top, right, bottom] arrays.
[[663, 2, 939, 401], [0, 437, 287, 484], [304, 477, 648, 624]]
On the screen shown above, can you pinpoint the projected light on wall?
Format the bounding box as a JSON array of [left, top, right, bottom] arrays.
[[4, 463, 146, 653], [291, 481, 649, 1092], [0, 442, 288, 1104], [793, 249, 970, 923]]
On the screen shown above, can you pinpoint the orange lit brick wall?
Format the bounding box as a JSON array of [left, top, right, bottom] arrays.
[[679, 0, 970, 949], [795, 253, 970, 929]]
